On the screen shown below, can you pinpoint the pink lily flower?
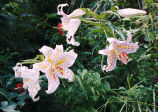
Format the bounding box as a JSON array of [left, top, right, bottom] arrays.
[[33, 45, 77, 94], [57, 3, 85, 46], [13, 63, 41, 101], [98, 34, 139, 72]]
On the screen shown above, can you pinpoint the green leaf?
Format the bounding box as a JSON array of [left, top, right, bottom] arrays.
[[0, 88, 11, 101], [46, 13, 58, 19]]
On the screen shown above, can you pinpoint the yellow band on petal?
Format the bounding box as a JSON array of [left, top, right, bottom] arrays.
[[56, 58, 66, 65], [47, 57, 53, 64], [117, 45, 129, 49]]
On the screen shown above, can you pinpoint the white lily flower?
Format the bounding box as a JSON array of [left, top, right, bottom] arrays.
[[98, 34, 139, 72], [57, 3, 85, 46], [33, 45, 77, 94], [13, 63, 40, 101], [117, 8, 147, 17]]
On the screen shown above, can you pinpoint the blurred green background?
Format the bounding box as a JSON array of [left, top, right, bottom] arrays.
[[0, 0, 158, 112]]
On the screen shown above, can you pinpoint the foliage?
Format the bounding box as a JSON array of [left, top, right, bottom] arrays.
[[0, 0, 158, 112]]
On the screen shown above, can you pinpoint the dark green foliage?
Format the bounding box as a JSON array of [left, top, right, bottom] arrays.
[[0, 0, 158, 112]]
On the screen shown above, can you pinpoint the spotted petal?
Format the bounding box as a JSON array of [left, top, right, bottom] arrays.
[[117, 52, 129, 64], [65, 19, 81, 46]]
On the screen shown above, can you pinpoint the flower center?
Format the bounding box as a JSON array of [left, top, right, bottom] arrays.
[[50, 64, 64, 77]]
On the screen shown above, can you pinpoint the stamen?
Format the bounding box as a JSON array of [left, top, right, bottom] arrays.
[[56, 66, 64, 75]]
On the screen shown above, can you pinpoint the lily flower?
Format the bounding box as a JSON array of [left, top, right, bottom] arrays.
[[117, 8, 147, 17], [33, 45, 77, 94], [98, 34, 139, 72], [57, 3, 85, 46], [13, 63, 40, 101]]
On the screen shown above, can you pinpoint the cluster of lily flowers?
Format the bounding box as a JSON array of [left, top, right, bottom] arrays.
[[13, 3, 146, 101]]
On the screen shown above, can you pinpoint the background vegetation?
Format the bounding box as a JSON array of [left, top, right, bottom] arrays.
[[0, 0, 158, 112]]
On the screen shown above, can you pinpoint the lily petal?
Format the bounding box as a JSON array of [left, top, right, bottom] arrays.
[[68, 9, 85, 18], [98, 48, 111, 55], [58, 68, 74, 82], [107, 38, 119, 44], [118, 52, 129, 64], [57, 3, 69, 15], [107, 38, 139, 54], [45, 73, 60, 94], [105, 52, 117, 72], [13, 63, 25, 77], [39, 45, 54, 57], [56, 50, 77, 68], [52, 45, 64, 58], [65, 19, 81, 46], [24, 79, 40, 102], [115, 41, 139, 54], [66, 35, 80, 46], [33, 61, 50, 73]]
